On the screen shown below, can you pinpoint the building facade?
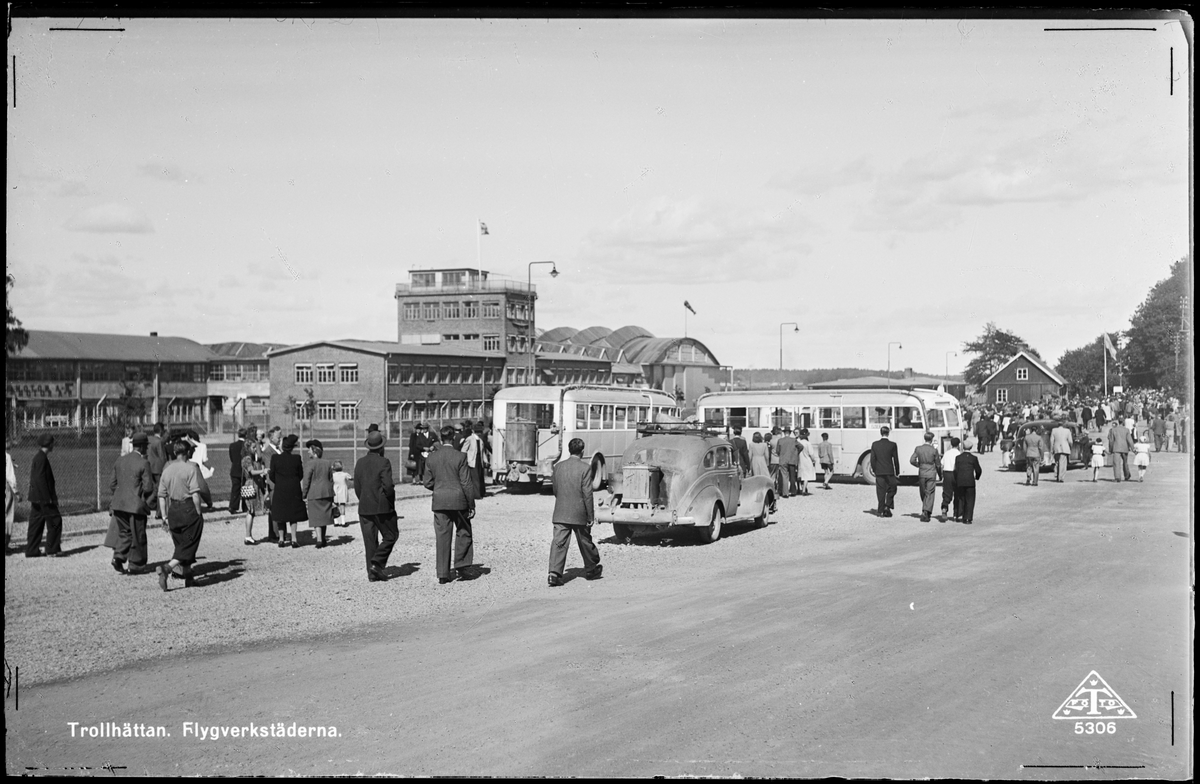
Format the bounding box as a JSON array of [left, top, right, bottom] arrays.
[[981, 350, 1066, 405], [394, 267, 541, 386], [267, 340, 506, 440], [206, 341, 281, 433]]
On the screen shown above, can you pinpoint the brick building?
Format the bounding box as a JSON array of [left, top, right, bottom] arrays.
[[981, 350, 1066, 405], [267, 340, 506, 439], [206, 341, 282, 433]]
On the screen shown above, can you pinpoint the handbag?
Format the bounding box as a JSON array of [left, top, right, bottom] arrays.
[[331, 504, 341, 518]]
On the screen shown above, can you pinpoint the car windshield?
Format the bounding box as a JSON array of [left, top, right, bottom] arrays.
[[625, 447, 685, 469]]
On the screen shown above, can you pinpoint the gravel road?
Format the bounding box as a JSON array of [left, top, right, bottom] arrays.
[[4, 449, 1192, 778]]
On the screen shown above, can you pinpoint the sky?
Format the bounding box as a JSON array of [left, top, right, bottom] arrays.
[[6, 15, 1191, 375]]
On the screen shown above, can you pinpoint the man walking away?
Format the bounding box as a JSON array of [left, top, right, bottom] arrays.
[[1107, 420, 1136, 483], [228, 428, 245, 514], [909, 431, 942, 522], [1151, 415, 1167, 452], [26, 434, 63, 557], [776, 427, 800, 498], [548, 438, 603, 587], [952, 447, 983, 524], [354, 430, 399, 582], [817, 432, 835, 490], [423, 425, 478, 585], [1022, 425, 1045, 486], [146, 423, 167, 519], [108, 432, 155, 574], [939, 437, 961, 521], [870, 426, 900, 517], [731, 428, 751, 477], [1049, 421, 1073, 483]]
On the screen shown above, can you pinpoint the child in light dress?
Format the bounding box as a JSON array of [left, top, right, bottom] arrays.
[[1089, 438, 1105, 482], [1132, 435, 1152, 482], [331, 460, 355, 526]]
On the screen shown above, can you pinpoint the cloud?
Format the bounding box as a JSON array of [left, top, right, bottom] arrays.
[[64, 203, 155, 234], [578, 196, 812, 285], [56, 180, 94, 197], [769, 155, 875, 196], [137, 163, 200, 183]]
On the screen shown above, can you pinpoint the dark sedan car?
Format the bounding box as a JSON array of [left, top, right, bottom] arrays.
[[1009, 420, 1089, 471]]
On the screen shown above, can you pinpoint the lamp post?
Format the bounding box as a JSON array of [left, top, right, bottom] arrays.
[[779, 322, 799, 371], [887, 342, 903, 390], [527, 261, 559, 386], [945, 351, 957, 380]]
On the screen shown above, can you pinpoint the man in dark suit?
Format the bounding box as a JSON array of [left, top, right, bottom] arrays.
[[731, 428, 751, 476], [353, 430, 399, 583], [870, 426, 900, 517], [952, 448, 983, 524], [908, 431, 942, 522], [548, 438, 602, 587], [26, 433, 63, 557], [228, 428, 245, 514], [1022, 425, 1045, 486], [775, 427, 800, 498], [146, 423, 167, 519], [108, 432, 156, 574], [1107, 421, 1136, 482], [422, 425, 477, 585], [408, 423, 431, 484]]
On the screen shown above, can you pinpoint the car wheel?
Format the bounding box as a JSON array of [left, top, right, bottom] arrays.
[[612, 523, 634, 544], [859, 453, 875, 486], [755, 494, 772, 528], [698, 504, 724, 544], [590, 454, 607, 491]]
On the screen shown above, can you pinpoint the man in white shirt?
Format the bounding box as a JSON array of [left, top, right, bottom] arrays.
[[5, 441, 19, 551], [939, 437, 961, 521]]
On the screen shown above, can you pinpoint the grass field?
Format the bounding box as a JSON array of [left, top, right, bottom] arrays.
[[7, 439, 416, 520]]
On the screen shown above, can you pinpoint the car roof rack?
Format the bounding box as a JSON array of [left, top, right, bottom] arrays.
[[634, 421, 717, 436]]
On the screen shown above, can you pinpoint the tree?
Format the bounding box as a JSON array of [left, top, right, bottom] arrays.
[[1055, 337, 1108, 395], [6, 273, 29, 355], [1122, 257, 1190, 393], [961, 322, 1040, 387]]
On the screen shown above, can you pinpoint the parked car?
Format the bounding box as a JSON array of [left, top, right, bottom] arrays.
[[596, 424, 776, 543], [1009, 420, 1089, 471]]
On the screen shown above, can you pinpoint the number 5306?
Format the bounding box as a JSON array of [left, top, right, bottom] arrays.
[[1075, 721, 1116, 734]]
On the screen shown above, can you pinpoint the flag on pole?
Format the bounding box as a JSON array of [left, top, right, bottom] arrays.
[[1102, 332, 1118, 360], [684, 300, 696, 315], [479, 221, 489, 235]]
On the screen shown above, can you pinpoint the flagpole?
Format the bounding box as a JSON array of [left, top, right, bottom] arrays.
[[1104, 341, 1108, 396], [476, 217, 481, 281]]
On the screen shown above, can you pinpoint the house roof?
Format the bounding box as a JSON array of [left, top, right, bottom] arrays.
[[266, 340, 498, 359], [980, 350, 1066, 387], [11, 330, 217, 363], [206, 341, 285, 359], [809, 375, 963, 390]]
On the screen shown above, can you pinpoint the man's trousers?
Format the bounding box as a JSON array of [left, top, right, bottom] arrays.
[[360, 512, 399, 572], [1026, 457, 1041, 485], [26, 502, 62, 556], [918, 475, 938, 516], [548, 522, 600, 577], [940, 475, 957, 517], [1054, 453, 1069, 482], [433, 510, 474, 580], [112, 511, 148, 568], [955, 486, 977, 522], [875, 474, 898, 513], [1111, 452, 1131, 482]]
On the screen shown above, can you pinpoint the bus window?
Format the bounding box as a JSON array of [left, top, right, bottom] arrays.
[[895, 406, 924, 428], [868, 407, 892, 428], [602, 405, 615, 430], [704, 407, 726, 428], [638, 406, 650, 425], [576, 405, 588, 430], [943, 408, 960, 427], [797, 407, 814, 430], [843, 406, 866, 429], [747, 407, 762, 428], [819, 407, 842, 428], [729, 407, 747, 430], [614, 406, 628, 429], [589, 404, 603, 429], [771, 407, 793, 430], [926, 408, 945, 429], [507, 403, 555, 428]]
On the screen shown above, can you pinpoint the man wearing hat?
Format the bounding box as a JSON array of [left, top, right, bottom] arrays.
[[869, 426, 900, 518], [408, 423, 432, 485], [353, 429, 399, 582], [228, 428, 246, 514], [147, 423, 168, 519], [108, 432, 156, 574], [26, 434, 63, 557], [422, 425, 478, 584]]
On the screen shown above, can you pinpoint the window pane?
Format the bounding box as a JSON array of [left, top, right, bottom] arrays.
[[868, 406, 892, 428], [589, 404, 603, 429], [895, 406, 923, 428], [747, 407, 761, 428], [602, 405, 614, 430], [818, 407, 842, 428], [926, 409, 945, 428], [728, 407, 747, 431], [842, 406, 866, 429], [614, 406, 627, 429], [945, 408, 960, 427]]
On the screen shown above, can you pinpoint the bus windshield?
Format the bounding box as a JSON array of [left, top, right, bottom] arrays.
[[506, 402, 555, 428]]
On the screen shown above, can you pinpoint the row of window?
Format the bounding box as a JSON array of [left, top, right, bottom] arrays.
[[402, 301, 504, 321], [209, 363, 269, 382], [7, 361, 206, 383], [504, 403, 682, 430], [294, 401, 359, 422], [294, 364, 359, 385], [703, 405, 955, 431], [388, 400, 489, 422], [387, 365, 503, 386]]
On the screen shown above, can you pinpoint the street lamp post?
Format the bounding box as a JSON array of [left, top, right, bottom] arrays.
[[779, 322, 799, 371], [527, 261, 559, 386], [887, 342, 903, 390], [945, 351, 957, 380]]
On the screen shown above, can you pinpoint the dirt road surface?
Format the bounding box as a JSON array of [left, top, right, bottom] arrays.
[[4, 449, 1192, 778]]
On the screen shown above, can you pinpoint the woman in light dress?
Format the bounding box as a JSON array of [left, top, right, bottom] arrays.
[[301, 439, 335, 548], [1089, 438, 1106, 483], [796, 428, 818, 496], [747, 431, 770, 478]]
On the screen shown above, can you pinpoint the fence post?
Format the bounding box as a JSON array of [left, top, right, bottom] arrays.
[[94, 394, 108, 511]]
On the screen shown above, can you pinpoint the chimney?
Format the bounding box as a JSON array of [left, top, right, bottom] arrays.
[[150, 331, 158, 337], [904, 367, 914, 379]]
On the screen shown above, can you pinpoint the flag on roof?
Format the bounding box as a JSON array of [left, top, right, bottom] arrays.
[[684, 300, 696, 315], [479, 221, 489, 235]]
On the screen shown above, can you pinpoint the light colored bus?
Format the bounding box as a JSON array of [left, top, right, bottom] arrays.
[[694, 388, 963, 483], [492, 385, 680, 490]]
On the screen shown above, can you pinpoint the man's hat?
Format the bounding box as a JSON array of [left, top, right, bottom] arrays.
[[304, 439, 323, 451], [365, 423, 380, 433], [37, 433, 55, 448], [366, 431, 385, 449], [131, 432, 149, 447], [282, 434, 300, 450]]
